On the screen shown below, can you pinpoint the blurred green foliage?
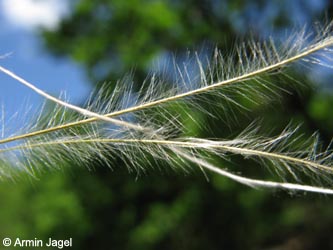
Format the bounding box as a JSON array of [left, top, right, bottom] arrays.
[[1, 1, 333, 249]]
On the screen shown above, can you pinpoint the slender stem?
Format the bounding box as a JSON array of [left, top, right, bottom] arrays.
[[2, 137, 332, 194], [1, 37, 333, 145], [1, 138, 331, 172], [0, 66, 147, 133], [178, 149, 333, 194]]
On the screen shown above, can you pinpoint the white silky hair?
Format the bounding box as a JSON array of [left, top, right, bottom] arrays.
[[0, 22, 333, 194]]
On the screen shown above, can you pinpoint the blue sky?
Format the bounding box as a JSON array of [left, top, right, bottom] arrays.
[[0, 0, 91, 137]]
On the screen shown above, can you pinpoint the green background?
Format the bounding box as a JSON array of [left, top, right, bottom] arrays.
[[1, 1, 333, 249]]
